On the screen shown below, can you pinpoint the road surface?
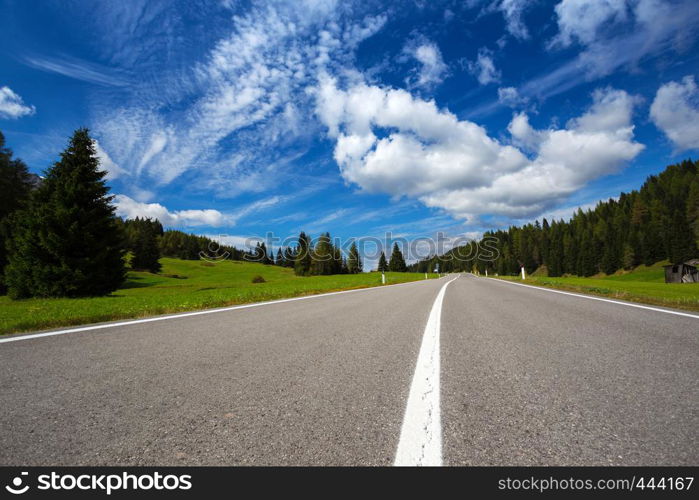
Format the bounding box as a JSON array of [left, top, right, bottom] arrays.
[[1, 275, 697, 465]]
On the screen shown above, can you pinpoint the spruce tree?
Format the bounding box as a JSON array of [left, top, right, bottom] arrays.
[[377, 251, 388, 272], [311, 232, 334, 275], [294, 232, 312, 276], [388, 243, 407, 272], [130, 218, 162, 273], [276, 247, 284, 266], [0, 131, 34, 293], [347, 241, 362, 274], [5, 128, 126, 298]]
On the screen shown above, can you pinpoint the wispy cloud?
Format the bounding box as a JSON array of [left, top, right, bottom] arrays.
[[23, 54, 131, 87]]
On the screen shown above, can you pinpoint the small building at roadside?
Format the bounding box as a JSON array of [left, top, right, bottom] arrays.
[[664, 259, 699, 283]]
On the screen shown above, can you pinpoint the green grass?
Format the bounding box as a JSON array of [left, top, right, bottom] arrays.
[[494, 261, 699, 311], [0, 258, 437, 334]]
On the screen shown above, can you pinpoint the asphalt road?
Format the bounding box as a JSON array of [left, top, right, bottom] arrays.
[[1, 275, 697, 466]]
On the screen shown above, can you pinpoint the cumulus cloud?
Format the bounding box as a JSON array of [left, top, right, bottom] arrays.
[[468, 48, 500, 85], [650, 75, 699, 151], [316, 78, 643, 221], [114, 194, 228, 227], [497, 86, 528, 108], [0, 86, 35, 119], [405, 39, 448, 89]]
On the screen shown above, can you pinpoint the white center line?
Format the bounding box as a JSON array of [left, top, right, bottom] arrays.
[[394, 275, 459, 467]]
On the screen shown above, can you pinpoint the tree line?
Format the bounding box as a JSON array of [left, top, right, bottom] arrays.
[[0, 128, 383, 299], [409, 159, 699, 276]]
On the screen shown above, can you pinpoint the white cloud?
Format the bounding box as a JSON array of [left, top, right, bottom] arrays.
[[93, 140, 127, 180], [650, 75, 699, 151], [497, 86, 528, 108], [496, 0, 532, 39], [114, 194, 229, 227], [316, 78, 643, 221], [94, 1, 386, 190], [552, 0, 630, 47], [468, 48, 501, 85], [405, 39, 448, 89], [0, 86, 35, 119], [533, 0, 699, 98]]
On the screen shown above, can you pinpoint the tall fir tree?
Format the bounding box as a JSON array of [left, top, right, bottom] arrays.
[[388, 243, 407, 272], [130, 218, 162, 273], [0, 131, 34, 293], [347, 241, 362, 274], [276, 247, 285, 266], [294, 232, 312, 276], [5, 128, 126, 298], [377, 251, 388, 272]]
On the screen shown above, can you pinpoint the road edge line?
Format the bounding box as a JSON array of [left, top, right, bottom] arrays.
[[0, 277, 440, 344], [479, 275, 699, 319]]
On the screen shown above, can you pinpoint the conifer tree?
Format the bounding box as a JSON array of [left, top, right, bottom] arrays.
[[388, 243, 407, 272], [276, 247, 284, 266], [294, 232, 312, 276], [347, 241, 362, 274], [5, 128, 126, 298], [130, 218, 162, 273], [0, 131, 34, 293], [377, 251, 388, 272]]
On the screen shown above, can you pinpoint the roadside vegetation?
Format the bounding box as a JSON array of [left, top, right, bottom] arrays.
[[493, 261, 699, 312], [0, 258, 436, 334]]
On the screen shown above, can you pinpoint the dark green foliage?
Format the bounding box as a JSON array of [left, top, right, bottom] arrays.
[[347, 241, 362, 274], [0, 131, 34, 293], [388, 243, 407, 272], [275, 247, 284, 266], [294, 232, 312, 276], [5, 128, 126, 298], [159, 230, 246, 261], [127, 217, 162, 273], [377, 251, 388, 272], [409, 159, 699, 277]]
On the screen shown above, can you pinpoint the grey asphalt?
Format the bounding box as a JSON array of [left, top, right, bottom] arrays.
[[442, 275, 698, 465], [1, 275, 697, 465]]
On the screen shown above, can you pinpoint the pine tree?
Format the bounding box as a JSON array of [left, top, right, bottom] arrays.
[[347, 241, 362, 274], [5, 128, 126, 298], [130, 218, 161, 273], [0, 131, 34, 293], [377, 251, 388, 272], [388, 243, 407, 272], [294, 232, 312, 276], [276, 247, 284, 266], [311, 232, 334, 275]]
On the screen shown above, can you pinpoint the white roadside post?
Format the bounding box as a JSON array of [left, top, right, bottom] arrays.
[[485, 269, 488, 277], [521, 266, 526, 280], [424, 272, 428, 279], [382, 271, 386, 285]]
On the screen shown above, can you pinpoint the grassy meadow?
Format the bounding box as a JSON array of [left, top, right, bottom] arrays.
[[0, 258, 437, 334], [493, 261, 699, 312]]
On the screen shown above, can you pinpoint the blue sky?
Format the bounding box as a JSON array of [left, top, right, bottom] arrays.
[[1, 0, 699, 265]]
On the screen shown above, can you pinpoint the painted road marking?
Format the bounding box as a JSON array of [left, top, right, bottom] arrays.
[[0, 277, 439, 344], [394, 275, 459, 466], [482, 276, 699, 319]]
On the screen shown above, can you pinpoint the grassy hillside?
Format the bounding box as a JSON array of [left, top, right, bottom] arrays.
[[0, 258, 437, 334], [493, 261, 699, 312]]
